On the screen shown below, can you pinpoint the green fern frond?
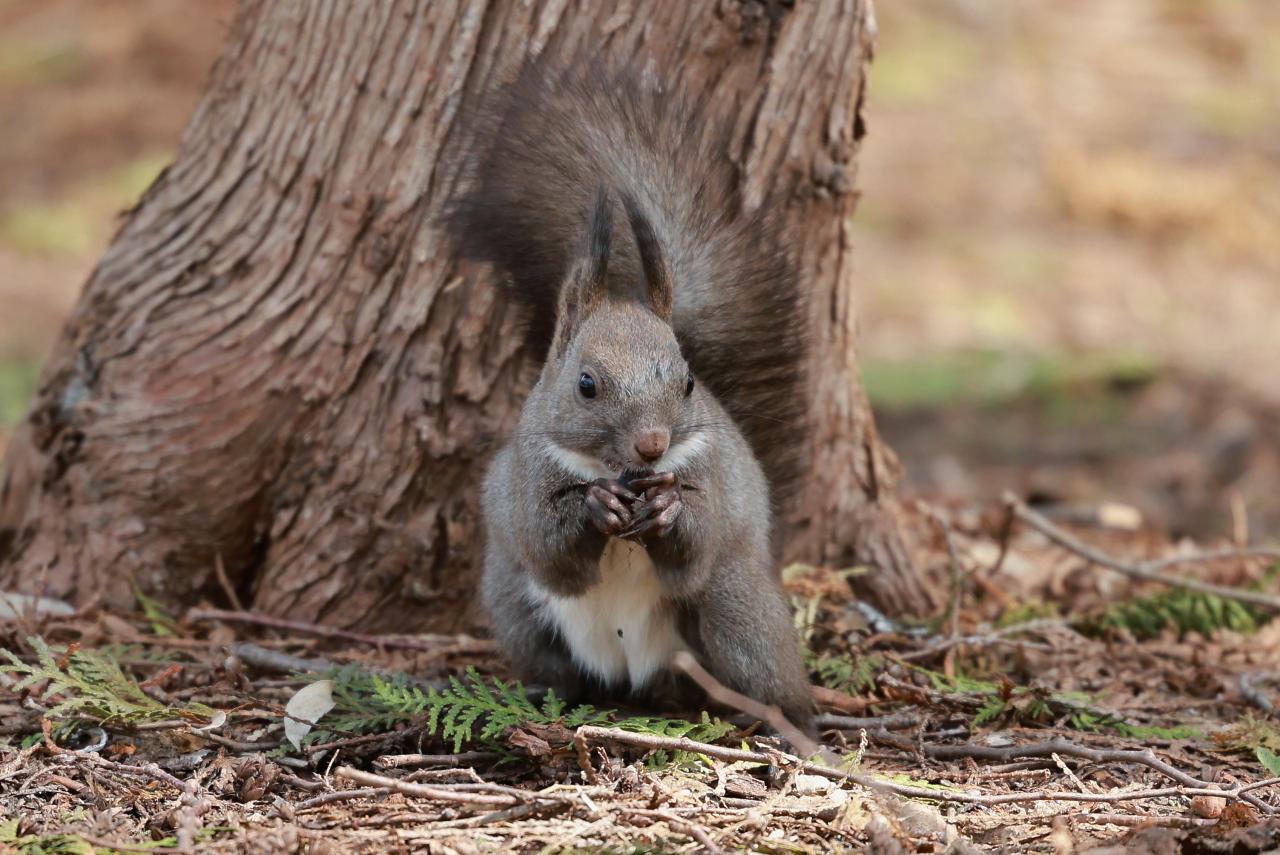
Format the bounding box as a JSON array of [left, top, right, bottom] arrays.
[[973, 696, 1007, 725], [0, 637, 214, 729], [308, 666, 732, 762], [1087, 587, 1263, 639], [806, 651, 883, 695]]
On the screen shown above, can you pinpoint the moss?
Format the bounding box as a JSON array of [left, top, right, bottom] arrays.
[[861, 349, 1158, 412]]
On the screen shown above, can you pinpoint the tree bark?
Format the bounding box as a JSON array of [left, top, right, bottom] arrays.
[[0, 0, 934, 632]]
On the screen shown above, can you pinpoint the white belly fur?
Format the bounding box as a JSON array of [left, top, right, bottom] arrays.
[[530, 538, 684, 689]]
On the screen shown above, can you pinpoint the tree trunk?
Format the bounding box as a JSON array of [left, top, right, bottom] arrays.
[[0, 0, 935, 632]]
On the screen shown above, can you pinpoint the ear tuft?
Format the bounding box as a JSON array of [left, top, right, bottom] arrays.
[[550, 186, 613, 357], [586, 185, 612, 291], [621, 192, 673, 321]]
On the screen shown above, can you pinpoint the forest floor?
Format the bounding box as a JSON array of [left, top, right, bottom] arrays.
[[4, 1, 1280, 852], [3, 493, 1280, 853]]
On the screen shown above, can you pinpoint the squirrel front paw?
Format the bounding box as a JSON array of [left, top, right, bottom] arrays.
[[619, 473, 683, 541], [585, 479, 637, 536]]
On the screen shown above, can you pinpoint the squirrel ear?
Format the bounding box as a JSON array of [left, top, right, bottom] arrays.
[[622, 192, 673, 322], [551, 187, 612, 356]]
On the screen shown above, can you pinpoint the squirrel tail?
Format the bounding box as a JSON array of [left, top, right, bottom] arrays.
[[447, 61, 808, 502]]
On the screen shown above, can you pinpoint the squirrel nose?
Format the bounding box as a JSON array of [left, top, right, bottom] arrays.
[[632, 429, 670, 464]]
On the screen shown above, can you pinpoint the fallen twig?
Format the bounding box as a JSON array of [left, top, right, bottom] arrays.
[[190, 608, 496, 654], [625, 807, 727, 855], [334, 766, 566, 809], [1240, 673, 1275, 716], [572, 725, 1280, 808], [375, 751, 500, 769], [1005, 492, 1280, 613], [811, 684, 874, 714], [922, 736, 1277, 814], [304, 730, 409, 756], [672, 650, 829, 761], [816, 712, 922, 732], [1060, 812, 1215, 829], [296, 787, 391, 810], [231, 642, 336, 674]]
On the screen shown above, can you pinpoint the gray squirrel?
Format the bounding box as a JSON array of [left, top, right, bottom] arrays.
[[447, 63, 815, 731]]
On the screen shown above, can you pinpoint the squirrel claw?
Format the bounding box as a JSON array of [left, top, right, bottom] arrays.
[[586, 482, 633, 536], [619, 488, 683, 540], [625, 472, 676, 493]]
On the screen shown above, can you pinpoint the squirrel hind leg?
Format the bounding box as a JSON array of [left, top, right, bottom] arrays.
[[680, 586, 817, 737]]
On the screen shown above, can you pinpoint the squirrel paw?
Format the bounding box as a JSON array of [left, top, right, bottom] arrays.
[[586, 479, 637, 536], [619, 477, 683, 541]]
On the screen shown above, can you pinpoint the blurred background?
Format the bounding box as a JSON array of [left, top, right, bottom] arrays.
[[1, 0, 1277, 540]]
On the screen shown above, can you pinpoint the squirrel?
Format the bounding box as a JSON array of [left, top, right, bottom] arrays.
[[447, 62, 815, 732]]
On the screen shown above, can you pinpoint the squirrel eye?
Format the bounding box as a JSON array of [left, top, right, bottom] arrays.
[[578, 372, 597, 399], [685, 374, 695, 397]]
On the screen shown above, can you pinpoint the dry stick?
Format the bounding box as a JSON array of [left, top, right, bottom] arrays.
[[296, 787, 392, 810], [672, 650, 829, 762], [1004, 492, 1280, 613], [1240, 673, 1275, 716], [189, 608, 496, 654], [304, 731, 410, 756], [811, 684, 873, 714], [195, 730, 282, 753], [896, 622, 1061, 662], [625, 808, 727, 855], [921, 737, 1277, 815], [334, 766, 566, 808], [1062, 812, 1214, 830], [280, 772, 325, 792], [816, 712, 922, 732], [213, 552, 245, 612], [572, 725, 1280, 809], [376, 751, 500, 769], [232, 642, 336, 674]]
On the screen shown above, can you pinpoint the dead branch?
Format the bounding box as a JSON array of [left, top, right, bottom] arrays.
[[816, 712, 922, 732], [812, 683, 875, 714], [296, 787, 391, 810], [1004, 492, 1280, 613], [672, 650, 828, 761], [625, 807, 728, 855], [572, 725, 1280, 808], [334, 766, 567, 809], [1239, 673, 1275, 716], [304, 731, 409, 756], [189, 608, 496, 654], [375, 751, 500, 769], [923, 736, 1277, 814], [231, 642, 336, 674], [1058, 812, 1215, 829]]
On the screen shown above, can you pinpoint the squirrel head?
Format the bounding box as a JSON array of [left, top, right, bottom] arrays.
[[530, 188, 704, 477]]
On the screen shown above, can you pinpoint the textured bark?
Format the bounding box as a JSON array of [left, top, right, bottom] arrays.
[[0, 0, 935, 631]]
